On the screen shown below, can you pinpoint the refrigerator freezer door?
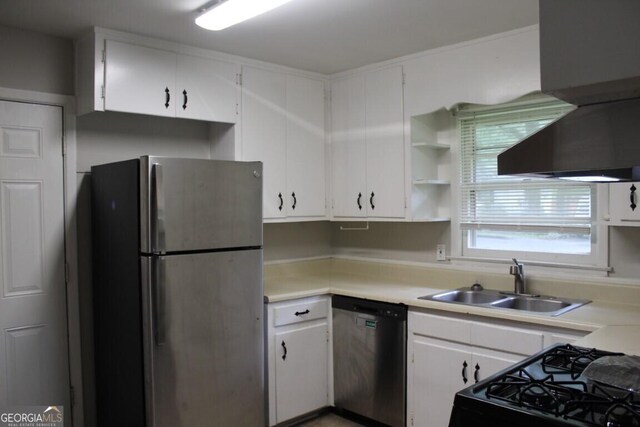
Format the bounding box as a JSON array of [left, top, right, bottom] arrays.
[[141, 250, 264, 427], [140, 156, 263, 253]]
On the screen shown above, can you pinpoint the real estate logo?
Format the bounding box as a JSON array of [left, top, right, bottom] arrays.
[[0, 406, 63, 427]]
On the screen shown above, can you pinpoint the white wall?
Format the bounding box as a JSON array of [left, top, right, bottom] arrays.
[[76, 111, 213, 171], [331, 222, 451, 263], [0, 24, 74, 95], [264, 222, 332, 261]]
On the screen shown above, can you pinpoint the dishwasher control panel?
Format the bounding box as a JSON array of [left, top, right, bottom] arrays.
[[332, 295, 407, 320]]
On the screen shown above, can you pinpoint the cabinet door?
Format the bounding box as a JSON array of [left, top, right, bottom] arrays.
[[471, 348, 522, 384], [275, 322, 328, 423], [286, 75, 326, 217], [331, 75, 367, 218], [176, 54, 238, 123], [104, 40, 176, 117], [411, 336, 471, 427], [241, 66, 287, 219], [365, 66, 406, 218], [610, 182, 640, 225]]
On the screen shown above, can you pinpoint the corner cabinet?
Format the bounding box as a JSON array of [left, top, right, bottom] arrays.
[[266, 296, 331, 426], [609, 182, 640, 226], [76, 35, 238, 122], [407, 310, 585, 427], [331, 66, 405, 219], [241, 66, 327, 221]]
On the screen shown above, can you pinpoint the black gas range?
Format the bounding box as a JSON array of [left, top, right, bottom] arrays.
[[449, 344, 639, 427]]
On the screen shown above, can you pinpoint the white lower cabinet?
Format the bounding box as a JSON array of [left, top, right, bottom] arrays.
[[267, 296, 330, 426], [407, 310, 550, 427]]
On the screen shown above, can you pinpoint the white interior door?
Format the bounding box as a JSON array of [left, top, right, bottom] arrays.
[[0, 100, 70, 421]]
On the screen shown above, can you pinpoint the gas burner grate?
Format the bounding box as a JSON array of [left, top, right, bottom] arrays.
[[541, 344, 624, 379], [563, 382, 640, 427], [485, 368, 587, 416]]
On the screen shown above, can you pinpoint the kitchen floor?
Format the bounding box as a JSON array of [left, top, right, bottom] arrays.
[[298, 413, 364, 427]]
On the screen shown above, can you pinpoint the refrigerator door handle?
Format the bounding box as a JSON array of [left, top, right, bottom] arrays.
[[151, 163, 166, 254], [153, 256, 166, 346]]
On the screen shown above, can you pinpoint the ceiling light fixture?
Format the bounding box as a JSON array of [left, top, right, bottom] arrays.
[[195, 0, 294, 31]]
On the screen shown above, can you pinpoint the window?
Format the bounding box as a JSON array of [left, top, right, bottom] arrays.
[[458, 98, 600, 265]]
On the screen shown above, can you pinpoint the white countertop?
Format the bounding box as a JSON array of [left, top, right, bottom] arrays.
[[264, 259, 640, 355]]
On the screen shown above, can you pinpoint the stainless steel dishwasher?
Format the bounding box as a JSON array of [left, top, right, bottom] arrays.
[[332, 295, 407, 427]]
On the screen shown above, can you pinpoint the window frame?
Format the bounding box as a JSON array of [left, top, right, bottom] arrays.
[[450, 96, 609, 272]]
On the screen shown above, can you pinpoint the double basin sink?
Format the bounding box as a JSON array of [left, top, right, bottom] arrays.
[[419, 286, 590, 317]]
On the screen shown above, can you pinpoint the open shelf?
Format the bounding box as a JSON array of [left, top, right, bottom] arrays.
[[409, 109, 454, 221]]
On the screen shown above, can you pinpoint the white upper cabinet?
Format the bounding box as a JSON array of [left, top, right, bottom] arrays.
[[365, 66, 405, 218], [241, 66, 288, 220], [610, 182, 640, 225], [331, 75, 367, 218], [331, 66, 405, 219], [285, 75, 326, 218], [241, 66, 327, 221], [175, 54, 238, 123], [77, 33, 239, 122], [105, 40, 177, 117]]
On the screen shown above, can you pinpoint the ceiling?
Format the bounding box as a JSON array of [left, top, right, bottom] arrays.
[[0, 0, 538, 74]]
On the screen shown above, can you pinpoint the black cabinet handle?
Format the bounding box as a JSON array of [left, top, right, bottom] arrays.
[[182, 89, 188, 110], [281, 340, 287, 360], [291, 192, 297, 210], [369, 192, 375, 210], [357, 192, 362, 210], [278, 193, 283, 211], [462, 360, 468, 384], [294, 309, 309, 316], [164, 87, 170, 108], [474, 363, 480, 383], [630, 184, 637, 211]]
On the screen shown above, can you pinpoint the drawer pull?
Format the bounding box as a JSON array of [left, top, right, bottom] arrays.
[[294, 309, 310, 316], [630, 184, 637, 211], [462, 360, 468, 384], [474, 363, 480, 383]]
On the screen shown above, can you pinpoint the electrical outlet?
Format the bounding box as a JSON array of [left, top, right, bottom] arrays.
[[436, 244, 446, 261]]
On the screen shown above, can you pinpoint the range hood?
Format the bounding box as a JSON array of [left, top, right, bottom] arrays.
[[497, 0, 640, 181]]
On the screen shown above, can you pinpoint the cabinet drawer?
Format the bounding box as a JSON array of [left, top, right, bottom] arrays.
[[471, 322, 543, 356], [273, 298, 328, 327], [409, 311, 470, 343]]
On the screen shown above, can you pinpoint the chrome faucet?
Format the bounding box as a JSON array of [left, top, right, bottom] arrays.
[[510, 258, 525, 294]]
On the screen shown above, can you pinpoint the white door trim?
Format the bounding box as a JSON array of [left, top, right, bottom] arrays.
[[0, 87, 83, 427]]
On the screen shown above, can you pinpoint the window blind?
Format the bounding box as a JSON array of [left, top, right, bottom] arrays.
[[459, 101, 593, 230]]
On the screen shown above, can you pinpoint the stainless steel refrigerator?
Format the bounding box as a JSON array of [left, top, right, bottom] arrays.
[[91, 156, 264, 427]]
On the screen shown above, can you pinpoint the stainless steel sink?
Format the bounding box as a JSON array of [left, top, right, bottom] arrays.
[[418, 287, 590, 317], [422, 289, 505, 305], [491, 296, 570, 312]]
